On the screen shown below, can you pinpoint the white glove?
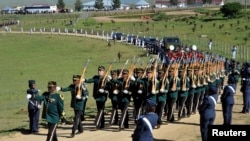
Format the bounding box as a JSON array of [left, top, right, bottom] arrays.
[[123, 89, 128, 94], [26, 94, 32, 100], [56, 86, 61, 91], [86, 95, 88, 99], [76, 95, 81, 99], [137, 90, 143, 94], [160, 89, 165, 93], [82, 78, 85, 82], [130, 76, 136, 81], [38, 89, 41, 92], [107, 75, 112, 81], [99, 88, 104, 93], [37, 104, 41, 109], [113, 89, 119, 94]]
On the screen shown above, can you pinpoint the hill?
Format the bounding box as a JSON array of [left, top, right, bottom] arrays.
[[0, 0, 152, 9]]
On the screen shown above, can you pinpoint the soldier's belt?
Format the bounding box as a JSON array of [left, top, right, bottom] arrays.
[[242, 78, 250, 81]]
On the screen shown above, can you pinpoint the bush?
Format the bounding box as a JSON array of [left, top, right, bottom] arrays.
[[220, 2, 243, 18]]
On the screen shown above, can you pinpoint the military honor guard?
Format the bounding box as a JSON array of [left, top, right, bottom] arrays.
[[132, 99, 158, 141], [107, 69, 120, 125], [156, 67, 169, 126], [166, 66, 180, 122], [84, 66, 109, 129], [116, 69, 135, 131], [177, 66, 190, 120], [58, 75, 88, 137], [131, 68, 145, 123], [26, 80, 41, 134], [27, 81, 64, 141]]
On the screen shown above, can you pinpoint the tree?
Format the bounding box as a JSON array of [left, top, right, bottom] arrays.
[[170, 0, 178, 5], [220, 2, 242, 18], [94, 0, 104, 10], [187, 0, 195, 5], [112, 0, 121, 10], [202, 0, 212, 4], [57, 0, 65, 9], [75, 0, 82, 12]]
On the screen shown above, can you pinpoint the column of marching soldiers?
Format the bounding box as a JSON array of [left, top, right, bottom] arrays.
[[58, 46, 231, 135], [33, 45, 243, 140]]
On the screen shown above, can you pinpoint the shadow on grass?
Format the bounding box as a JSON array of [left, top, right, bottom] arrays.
[[0, 127, 31, 135]]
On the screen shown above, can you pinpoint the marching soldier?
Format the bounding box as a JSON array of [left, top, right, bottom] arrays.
[[156, 67, 169, 126], [85, 66, 109, 129], [132, 68, 146, 123], [192, 67, 203, 114], [177, 66, 190, 120], [107, 70, 120, 125], [26, 80, 41, 134], [166, 66, 180, 122], [116, 69, 135, 131], [58, 75, 88, 137], [27, 81, 64, 141], [186, 66, 196, 117]]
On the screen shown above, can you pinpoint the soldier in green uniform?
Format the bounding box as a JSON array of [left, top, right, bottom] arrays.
[[186, 67, 196, 117], [84, 66, 109, 129], [107, 70, 120, 125], [156, 67, 169, 126], [193, 68, 203, 114], [132, 68, 145, 123], [178, 67, 190, 120], [116, 69, 135, 131], [58, 75, 88, 137], [166, 67, 180, 122], [27, 81, 64, 141]]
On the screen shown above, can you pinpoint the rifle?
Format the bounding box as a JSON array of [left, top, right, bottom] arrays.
[[100, 59, 116, 88], [118, 59, 129, 78], [76, 59, 90, 99]]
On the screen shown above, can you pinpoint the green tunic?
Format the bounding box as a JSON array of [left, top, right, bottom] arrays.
[[85, 75, 108, 102], [34, 92, 64, 123], [61, 84, 88, 110]]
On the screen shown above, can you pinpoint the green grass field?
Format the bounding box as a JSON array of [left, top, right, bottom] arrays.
[[0, 7, 249, 136], [0, 33, 149, 136]]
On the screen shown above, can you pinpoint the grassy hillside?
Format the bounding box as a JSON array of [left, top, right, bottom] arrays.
[[0, 33, 149, 136]]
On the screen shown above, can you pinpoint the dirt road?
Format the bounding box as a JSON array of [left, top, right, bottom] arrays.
[[1, 82, 247, 141]]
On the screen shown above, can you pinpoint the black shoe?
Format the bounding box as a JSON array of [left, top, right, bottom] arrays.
[[70, 132, 75, 138], [76, 131, 83, 134]]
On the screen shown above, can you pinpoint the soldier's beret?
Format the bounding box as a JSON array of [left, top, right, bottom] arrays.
[[147, 68, 153, 73], [117, 69, 121, 75], [157, 67, 164, 73], [111, 70, 117, 75], [98, 66, 105, 71], [28, 80, 35, 85], [72, 75, 81, 80], [168, 67, 174, 72], [136, 68, 143, 73], [146, 99, 157, 107], [122, 69, 129, 74], [48, 81, 57, 86], [208, 85, 218, 94]]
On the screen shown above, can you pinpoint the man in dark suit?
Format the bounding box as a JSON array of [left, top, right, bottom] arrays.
[[221, 75, 236, 125], [132, 99, 158, 141], [198, 85, 218, 141]]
